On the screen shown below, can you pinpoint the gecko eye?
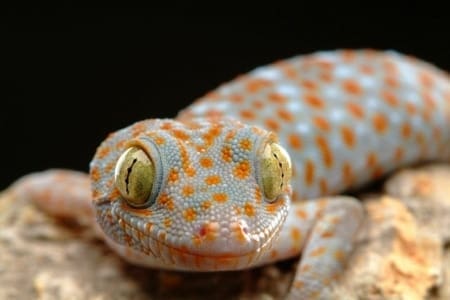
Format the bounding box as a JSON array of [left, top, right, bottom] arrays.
[[114, 146, 155, 207], [259, 143, 292, 201]]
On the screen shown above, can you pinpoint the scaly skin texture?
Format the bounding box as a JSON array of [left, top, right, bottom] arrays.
[[12, 50, 450, 299]]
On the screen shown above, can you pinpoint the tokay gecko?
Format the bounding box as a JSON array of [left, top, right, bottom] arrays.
[[12, 50, 450, 299]]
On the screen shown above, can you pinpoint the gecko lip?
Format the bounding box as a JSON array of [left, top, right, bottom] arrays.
[[100, 191, 290, 270]]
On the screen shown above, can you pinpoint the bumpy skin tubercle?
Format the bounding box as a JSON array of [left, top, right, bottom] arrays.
[[90, 118, 290, 270], [12, 50, 450, 299]]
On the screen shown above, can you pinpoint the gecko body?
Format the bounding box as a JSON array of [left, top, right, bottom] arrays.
[[14, 50, 450, 299]]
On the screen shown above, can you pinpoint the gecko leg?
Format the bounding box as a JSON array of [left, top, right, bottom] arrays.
[[11, 169, 94, 225], [264, 196, 364, 299]]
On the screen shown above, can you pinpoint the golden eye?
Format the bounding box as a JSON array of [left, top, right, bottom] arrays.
[[260, 143, 292, 201], [114, 146, 155, 207]]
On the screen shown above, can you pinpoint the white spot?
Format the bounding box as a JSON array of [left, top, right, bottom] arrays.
[[328, 109, 346, 122], [295, 122, 311, 134], [314, 51, 339, 62], [389, 110, 403, 125], [286, 101, 301, 113], [276, 84, 300, 97], [214, 101, 230, 111], [359, 75, 377, 89], [396, 61, 418, 86], [322, 85, 340, 100], [251, 67, 282, 80], [366, 96, 380, 109], [191, 103, 210, 114], [334, 65, 354, 79]]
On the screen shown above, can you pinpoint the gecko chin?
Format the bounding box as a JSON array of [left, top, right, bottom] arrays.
[[91, 117, 292, 271]]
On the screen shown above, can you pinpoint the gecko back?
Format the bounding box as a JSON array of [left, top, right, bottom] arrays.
[[178, 50, 450, 200]]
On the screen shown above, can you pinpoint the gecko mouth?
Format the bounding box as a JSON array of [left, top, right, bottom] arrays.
[[99, 192, 290, 271]]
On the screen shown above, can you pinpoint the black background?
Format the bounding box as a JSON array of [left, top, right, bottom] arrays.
[[2, 5, 450, 189]]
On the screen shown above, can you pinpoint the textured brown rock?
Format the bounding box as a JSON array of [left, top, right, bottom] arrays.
[[1, 164, 449, 299]]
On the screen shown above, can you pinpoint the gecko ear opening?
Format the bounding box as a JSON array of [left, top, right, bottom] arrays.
[[259, 143, 292, 201], [114, 146, 155, 207]]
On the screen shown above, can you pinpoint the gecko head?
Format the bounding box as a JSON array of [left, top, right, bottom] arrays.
[[90, 118, 291, 271]]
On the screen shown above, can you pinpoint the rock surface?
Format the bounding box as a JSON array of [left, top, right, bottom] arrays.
[[1, 164, 449, 299]]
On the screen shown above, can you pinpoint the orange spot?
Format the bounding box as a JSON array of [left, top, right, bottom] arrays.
[[340, 126, 356, 148], [315, 136, 334, 168], [203, 125, 222, 146], [405, 102, 417, 115], [239, 110, 255, 120], [183, 208, 197, 222], [293, 280, 305, 289], [341, 50, 356, 62], [205, 175, 221, 185], [201, 200, 212, 210], [232, 222, 248, 243], [309, 246, 326, 257], [384, 76, 399, 88], [90, 167, 100, 182], [288, 134, 302, 150], [401, 122, 412, 138], [131, 122, 146, 137], [346, 102, 365, 119], [300, 80, 318, 90], [372, 113, 388, 133], [265, 118, 280, 131], [199, 157, 213, 168], [268, 92, 287, 104], [234, 161, 251, 179], [313, 116, 331, 131], [321, 230, 335, 239], [366, 152, 378, 168], [97, 147, 110, 158], [168, 168, 179, 182], [252, 100, 264, 109], [277, 109, 294, 122], [185, 167, 196, 177], [304, 94, 324, 108], [212, 193, 228, 203], [422, 108, 432, 122], [381, 90, 399, 107], [394, 147, 404, 161], [360, 64, 374, 74], [304, 159, 315, 186], [342, 79, 362, 95], [291, 228, 302, 242], [300, 264, 311, 272], [153, 135, 165, 145], [158, 193, 174, 210], [342, 162, 354, 185], [319, 178, 328, 194], [265, 198, 285, 214], [372, 166, 384, 179], [221, 146, 233, 162], [418, 71, 434, 88], [115, 139, 126, 149], [182, 185, 195, 197], [171, 129, 190, 141], [239, 138, 252, 151], [160, 122, 173, 130], [334, 249, 346, 263], [254, 189, 262, 203], [246, 78, 271, 93], [230, 94, 244, 103], [244, 202, 255, 217], [163, 217, 172, 227], [108, 188, 121, 199]]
